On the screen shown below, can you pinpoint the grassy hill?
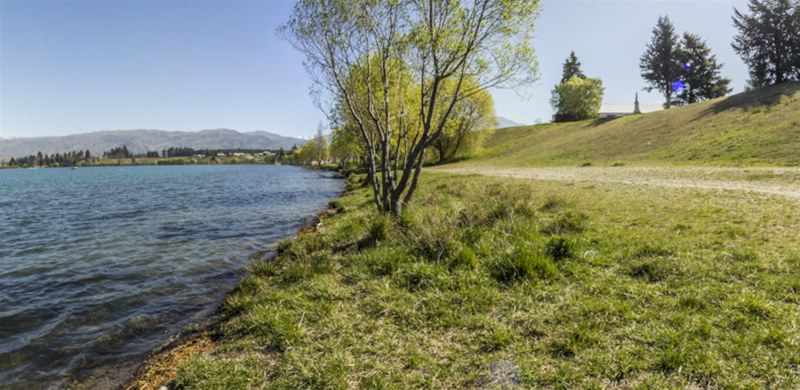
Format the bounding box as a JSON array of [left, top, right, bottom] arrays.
[[473, 82, 800, 167]]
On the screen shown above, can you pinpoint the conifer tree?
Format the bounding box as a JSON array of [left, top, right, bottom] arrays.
[[640, 16, 681, 108], [674, 33, 732, 105], [561, 51, 585, 83], [732, 0, 800, 87]]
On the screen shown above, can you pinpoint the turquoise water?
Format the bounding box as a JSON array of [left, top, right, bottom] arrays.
[[0, 165, 344, 389]]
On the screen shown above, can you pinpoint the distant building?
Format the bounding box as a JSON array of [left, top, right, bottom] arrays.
[[599, 93, 662, 119]]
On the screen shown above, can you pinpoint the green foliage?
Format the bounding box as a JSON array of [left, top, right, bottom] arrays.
[[290, 140, 320, 166], [640, 16, 681, 108], [561, 51, 585, 83], [674, 32, 732, 105], [431, 77, 497, 163], [733, 0, 800, 87], [283, 0, 540, 215], [550, 76, 604, 122]]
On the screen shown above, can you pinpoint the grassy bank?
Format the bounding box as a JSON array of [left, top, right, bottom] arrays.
[[469, 82, 800, 167], [146, 172, 799, 388]]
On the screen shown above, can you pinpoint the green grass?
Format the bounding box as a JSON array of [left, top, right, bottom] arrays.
[[172, 173, 800, 388], [470, 82, 800, 167]]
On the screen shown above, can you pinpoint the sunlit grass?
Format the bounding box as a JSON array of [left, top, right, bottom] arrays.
[[172, 173, 800, 388], [469, 82, 800, 167]]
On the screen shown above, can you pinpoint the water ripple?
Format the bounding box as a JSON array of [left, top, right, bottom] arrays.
[[0, 165, 344, 388]]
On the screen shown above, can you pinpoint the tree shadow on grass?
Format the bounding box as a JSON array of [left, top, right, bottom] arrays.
[[586, 117, 620, 127], [695, 81, 800, 119]]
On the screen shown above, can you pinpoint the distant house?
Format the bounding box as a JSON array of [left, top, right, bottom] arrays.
[[598, 94, 662, 119]]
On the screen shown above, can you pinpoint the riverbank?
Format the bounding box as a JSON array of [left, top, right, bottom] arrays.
[[126, 169, 799, 388]]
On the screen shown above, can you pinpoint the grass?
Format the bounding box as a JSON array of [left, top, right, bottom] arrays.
[[469, 82, 800, 167], [167, 173, 800, 388]]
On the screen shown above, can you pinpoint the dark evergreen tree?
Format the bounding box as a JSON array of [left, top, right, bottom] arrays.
[[674, 33, 732, 105], [640, 16, 681, 109], [732, 0, 800, 87], [560, 51, 585, 83], [731, 0, 800, 87]]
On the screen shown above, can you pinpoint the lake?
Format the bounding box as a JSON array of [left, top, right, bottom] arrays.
[[0, 165, 345, 389]]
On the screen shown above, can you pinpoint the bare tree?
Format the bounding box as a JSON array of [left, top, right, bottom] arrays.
[[282, 0, 539, 216]]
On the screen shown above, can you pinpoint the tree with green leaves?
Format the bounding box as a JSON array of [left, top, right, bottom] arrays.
[[430, 77, 497, 163], [640, 16, 681, 109], [282, 0, 539, 217], [674, 33, 732, 105], [550, 76, 604, 122], [732, 0, 800, 87], [313, 123, 330, 165], [561, 51, 585, 83]]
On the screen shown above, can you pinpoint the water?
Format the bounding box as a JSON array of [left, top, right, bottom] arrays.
[[0, 165, 344, 389]]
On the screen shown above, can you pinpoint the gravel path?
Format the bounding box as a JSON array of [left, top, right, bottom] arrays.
[[429, 165, 800, 199]]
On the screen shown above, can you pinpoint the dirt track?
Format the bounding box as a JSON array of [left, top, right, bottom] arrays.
[[429, 165, 800, 199]]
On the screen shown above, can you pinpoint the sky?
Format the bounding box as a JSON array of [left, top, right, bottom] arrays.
[[0, 0, 748, 139]]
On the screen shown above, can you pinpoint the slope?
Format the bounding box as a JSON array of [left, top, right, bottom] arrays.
[[472, 82, 800, 167]]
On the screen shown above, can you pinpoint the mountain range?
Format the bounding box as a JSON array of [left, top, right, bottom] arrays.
[[495, 116, 525, 129], [0, 129, 306, 158], [1, 116, 525, 158]]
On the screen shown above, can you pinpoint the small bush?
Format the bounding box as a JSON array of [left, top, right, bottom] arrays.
[[545, 235, 574, 261], [491, 249, 557, 284]]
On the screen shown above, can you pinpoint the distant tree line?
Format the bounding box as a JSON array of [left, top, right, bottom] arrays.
[[5, 145, 289, 168], [159, 147, 283, 158], [104, 146, 132, 159], [8, 150, 92, 167]]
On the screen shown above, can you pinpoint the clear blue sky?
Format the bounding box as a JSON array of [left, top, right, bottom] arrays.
[[0, 0, 747, 138]]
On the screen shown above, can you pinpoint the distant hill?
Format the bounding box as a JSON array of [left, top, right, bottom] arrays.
[[495, 116, 526, 129], [0, 129, 306, 158], [473, 82, 800, 166]]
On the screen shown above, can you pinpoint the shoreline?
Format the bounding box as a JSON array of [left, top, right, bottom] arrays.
[[120, 194, 344, 389]]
